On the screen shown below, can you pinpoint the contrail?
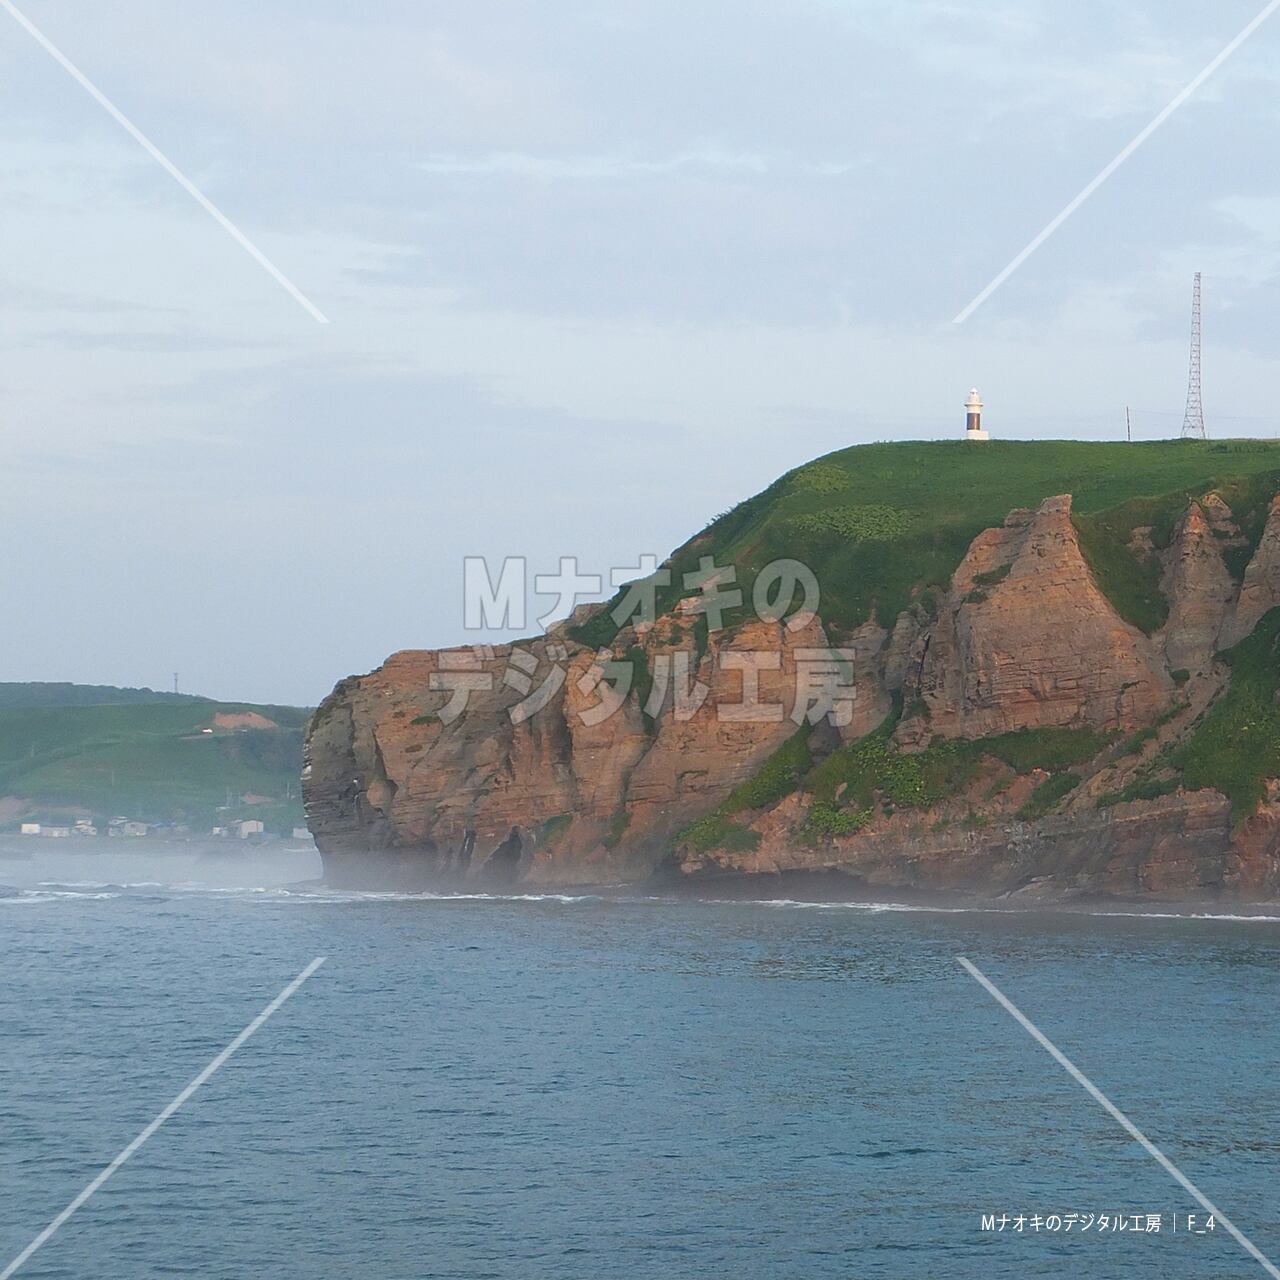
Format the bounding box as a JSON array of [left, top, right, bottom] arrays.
[[0, 0, 329, 324], [959, 956, 1280, 1280], [1, 957, 328, 1280], [953, 0, 1280, 324]]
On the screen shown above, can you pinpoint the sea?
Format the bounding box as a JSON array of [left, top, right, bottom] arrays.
[[2, 839, 1279, 1279]]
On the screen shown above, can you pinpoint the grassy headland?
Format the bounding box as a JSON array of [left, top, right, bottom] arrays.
[[574, 438, 1280, 646]]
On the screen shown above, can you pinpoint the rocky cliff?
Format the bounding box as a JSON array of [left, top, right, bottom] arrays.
[[893, 496, 1172, 745], [305, 441, 1280, 902]]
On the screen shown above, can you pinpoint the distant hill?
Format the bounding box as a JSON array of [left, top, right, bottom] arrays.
[[0, 682, 210, 709], [0, 687, 313, 835]]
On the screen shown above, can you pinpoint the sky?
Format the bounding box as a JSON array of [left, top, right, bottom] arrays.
[[2, 0, 1279, 706]]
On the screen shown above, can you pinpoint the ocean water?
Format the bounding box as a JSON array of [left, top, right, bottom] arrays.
[[3, 842, 1280, 1279]]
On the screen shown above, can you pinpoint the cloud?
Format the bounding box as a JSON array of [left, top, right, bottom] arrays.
[[417, 149, 770, 178], [414, 150, 866, 179], [3, 0, 1280, 700]]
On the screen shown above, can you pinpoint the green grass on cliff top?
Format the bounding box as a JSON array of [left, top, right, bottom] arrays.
[[574, 438, 1280, 645]]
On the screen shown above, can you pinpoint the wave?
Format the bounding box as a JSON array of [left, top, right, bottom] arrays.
[[1082, 908, 1280, 923], [728, 898, 978, 915], [8, 876, 1279, 923], [2, 889, 121, 903], [252, 888, 607, 905], [37, 880, 163, 891], [704, 896, 1280, 923]]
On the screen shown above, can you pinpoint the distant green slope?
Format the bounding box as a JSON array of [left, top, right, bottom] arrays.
[[0, 693, 312, 833], [0, 682, 208, 708], [573, 438, 1280, 645]]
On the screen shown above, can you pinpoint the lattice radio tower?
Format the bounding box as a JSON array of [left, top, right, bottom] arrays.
[[1181, 272, 1206, 439]]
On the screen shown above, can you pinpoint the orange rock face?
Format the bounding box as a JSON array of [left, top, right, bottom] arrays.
[[1159, 501, 1238, 673], [896, 496, 1171, 746], [305, 613, 831, 887]]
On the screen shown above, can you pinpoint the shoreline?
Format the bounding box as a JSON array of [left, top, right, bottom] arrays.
[[317, 856, 1280, 919]]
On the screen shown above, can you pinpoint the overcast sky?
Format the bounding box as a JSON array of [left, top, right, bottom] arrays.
[[2, 0, 1279, 705]]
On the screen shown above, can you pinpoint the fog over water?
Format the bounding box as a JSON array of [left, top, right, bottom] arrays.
[[0, 838, 323, 896]]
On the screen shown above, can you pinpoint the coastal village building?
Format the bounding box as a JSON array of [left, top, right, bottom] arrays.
[[106, 818, 149, 837]]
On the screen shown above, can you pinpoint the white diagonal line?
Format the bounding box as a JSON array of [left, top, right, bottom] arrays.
[[0, 0, 329, 324], [958, 956, 1280, 1279], [952, 0, 1280, 325], [0, 956, 327, 1280]]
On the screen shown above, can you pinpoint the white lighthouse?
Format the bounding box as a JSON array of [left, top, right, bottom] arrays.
[[964, 388, 988, 441]]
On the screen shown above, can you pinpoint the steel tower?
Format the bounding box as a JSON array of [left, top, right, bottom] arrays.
[[1181, 273, 1206, 439]]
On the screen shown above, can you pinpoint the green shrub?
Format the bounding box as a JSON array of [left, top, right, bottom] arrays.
[[1214, 473, 1280, 572], [725, 729, 812, 813], [691, 614, 710, 672], [537, 813, 573, 847], [1223, 546, 1255, 583], [1017, 772, 1079, 820], [1175, 607, 1280, 819], [808, 731, 983, 811], [680, 812, 761, 854], [410, 714, 438, 726], [601, 809, 630, 849], [790, 462, 851, 494], [972, 563, 1012, 588], [786, 505, 915, 543], [799, 800, 873, 843], [805, 724, 1108, 818], [1119, 727, 1158, 757], [1097, 776, 1180, 809], [623, 645, 657, 730], [1074, 499, 1179, 634], [980, 727, 1113, 772]]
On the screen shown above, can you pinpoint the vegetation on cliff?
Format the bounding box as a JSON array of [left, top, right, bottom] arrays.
[[1074, 467, 1280, 632], [676, 711, 1114, 855], [1176, 606, 1280, 819], [807, 723, 1106, 817], [1089, 610, 1280, 822]]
